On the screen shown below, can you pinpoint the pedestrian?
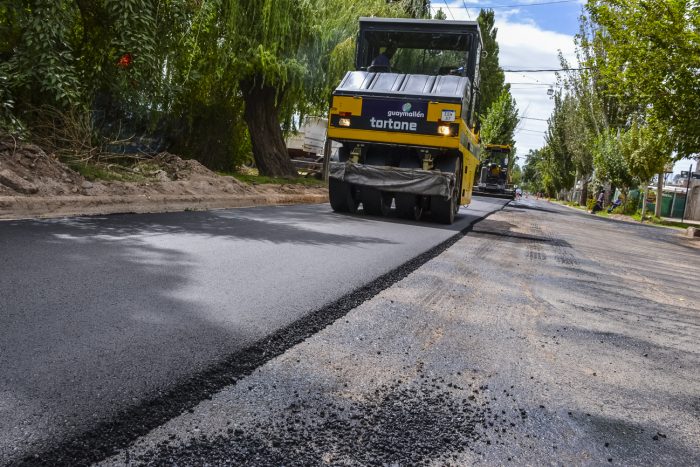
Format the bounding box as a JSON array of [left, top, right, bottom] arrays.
[[607, 195, 623, 213], [592, 190, 604, 213]]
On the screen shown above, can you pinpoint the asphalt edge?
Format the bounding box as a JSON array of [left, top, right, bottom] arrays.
[[0, 193, 330, 221], [16, 202, 510, 467]]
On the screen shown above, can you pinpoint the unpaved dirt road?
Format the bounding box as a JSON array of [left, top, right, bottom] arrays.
[[94, 198, 699, 466]]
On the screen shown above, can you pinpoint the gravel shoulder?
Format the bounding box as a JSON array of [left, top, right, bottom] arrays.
[[99, 198, 700, 466]]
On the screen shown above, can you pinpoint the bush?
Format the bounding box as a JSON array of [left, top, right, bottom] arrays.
[[611, 205, 625, 215], [586, 198, 597, 212]]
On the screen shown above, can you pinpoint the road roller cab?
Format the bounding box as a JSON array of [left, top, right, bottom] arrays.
[[473, 143, 515, 199]]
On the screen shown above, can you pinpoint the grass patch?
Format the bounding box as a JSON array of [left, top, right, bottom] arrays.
[[551, 199, 586, 210], [225, 171, 326, 187], [66, 160, 152, 182], [628, 212, 693, 229]]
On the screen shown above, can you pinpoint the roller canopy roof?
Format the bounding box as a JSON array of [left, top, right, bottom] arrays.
[[334, 71, 470, 102], [358, 17, 482, 51]]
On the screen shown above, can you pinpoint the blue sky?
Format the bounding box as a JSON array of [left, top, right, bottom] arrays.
[[430, 1, 695, 174]]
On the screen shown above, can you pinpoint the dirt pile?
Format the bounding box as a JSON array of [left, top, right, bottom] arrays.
[[0, 137, 327, 219]]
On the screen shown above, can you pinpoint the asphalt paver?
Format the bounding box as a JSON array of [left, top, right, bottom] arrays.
[[99, 198, 700, 465]]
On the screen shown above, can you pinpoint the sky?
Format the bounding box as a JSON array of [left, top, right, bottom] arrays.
[[428, 0, 695, 174]]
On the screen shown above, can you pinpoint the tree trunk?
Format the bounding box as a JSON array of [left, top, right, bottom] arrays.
[[654, 171, 663, 218], [242, 83, 298, 178], [640, 185, 649, 222], [579, 177, 589, 206]]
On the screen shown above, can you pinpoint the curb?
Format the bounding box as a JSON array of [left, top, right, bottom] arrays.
[[0, 193, 330, 220]]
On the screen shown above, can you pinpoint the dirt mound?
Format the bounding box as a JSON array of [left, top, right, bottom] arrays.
[[0, 138, 83, 196], [0, 137, 327, 219]]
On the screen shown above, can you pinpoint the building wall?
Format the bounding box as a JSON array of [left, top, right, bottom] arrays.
[[686, 180, 700, 221]]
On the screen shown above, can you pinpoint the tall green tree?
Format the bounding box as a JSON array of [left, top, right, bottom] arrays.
[[619, 120, 672, 219], [476, 9, 506, 119], [544, 92, 575, 196], [480, 88, 519, 173], [221, 0, 315, 177], [592, 128, 635, 197], [388, 0, 429, 18], [587, 0, 700, 158]]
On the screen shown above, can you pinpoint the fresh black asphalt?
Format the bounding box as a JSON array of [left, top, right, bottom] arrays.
[[0, 197, 508, 465]]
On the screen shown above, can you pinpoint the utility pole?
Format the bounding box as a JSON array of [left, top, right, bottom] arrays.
[[681, 163, 693, 223]]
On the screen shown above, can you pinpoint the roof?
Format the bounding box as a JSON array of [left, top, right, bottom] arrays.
[[359, 17, 479, 28], [334, 71, 469, 102]]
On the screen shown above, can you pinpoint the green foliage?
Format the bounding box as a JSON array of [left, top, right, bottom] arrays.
[[432, 8, 447, 20], [531, 6, 686, 203], [592, 129, 635, 189], [619, 120, 672, 184], [477, 10, 506, 118], [543, 92, 576, 193], [1, 0, 83, 112], [587, 0, 700, 157], [0, 0, 447, 173], [480, 88, 518, 148], [586, 197, 597, 212], [511, 164, 522, 186], [480, 88, 519, 183]]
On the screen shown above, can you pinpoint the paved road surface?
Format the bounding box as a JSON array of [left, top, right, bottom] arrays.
[[101, 198, 699, 466], [0, 197, 507, 464]]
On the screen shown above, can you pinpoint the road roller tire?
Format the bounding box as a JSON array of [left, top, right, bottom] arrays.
[[431, 194, 455, 224], [395, 193, 423, 221], [363, 189, 392, 217], [329, 178, 352, 212]]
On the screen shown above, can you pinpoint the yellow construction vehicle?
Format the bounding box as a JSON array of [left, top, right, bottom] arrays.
[[472, 143, 515, 199], [327, 17, 482, 224]]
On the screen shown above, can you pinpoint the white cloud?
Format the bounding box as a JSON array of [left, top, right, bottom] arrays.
[[497, 19, 576, 158]]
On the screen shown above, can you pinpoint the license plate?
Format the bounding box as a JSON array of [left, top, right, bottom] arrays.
[[441, 110, 456, 122]]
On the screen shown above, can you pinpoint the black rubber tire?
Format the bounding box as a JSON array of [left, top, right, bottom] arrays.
[[432, 155, 460, 224], [329, 178, 351, 212], [394, 154, 423, 221], [431, 194, 455, 224], [395, 193, 423, 221], [362, 188, 392, 216], [346, 183, 359, 214]]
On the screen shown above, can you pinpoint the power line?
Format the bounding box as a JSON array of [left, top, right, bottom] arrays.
[[460, 0, 472, 20], [432, 0, 577, 18], [503, 67, 591, 72], [485, 0, 577, 8], [443, 0, 456, 20], [507, 82, 555, 86], [519, 116, 549, 121]]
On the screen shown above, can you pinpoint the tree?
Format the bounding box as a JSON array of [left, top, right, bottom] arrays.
[[226, 0, 406, 176], [476, 9, 506, 118], [388, 0, 429, 18], [619, 120, 671, 220], [215, 0, 315, 177], [510, 163, 522, 186], [432, 8, 447, 20], [592, 129, 635, 202], [544, 92, 575, 197], [587, 0, 700, 158], [480, 88, 519, 173]]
